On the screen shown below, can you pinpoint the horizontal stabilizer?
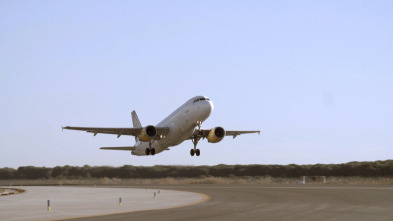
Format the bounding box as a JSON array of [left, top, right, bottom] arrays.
[[100, 146, 135, 151]]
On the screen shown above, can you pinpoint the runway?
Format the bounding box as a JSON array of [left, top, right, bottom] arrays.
[[66, 185, 393, 221]]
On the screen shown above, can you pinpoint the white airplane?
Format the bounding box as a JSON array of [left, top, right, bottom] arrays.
[[63, 96, 260, 156]]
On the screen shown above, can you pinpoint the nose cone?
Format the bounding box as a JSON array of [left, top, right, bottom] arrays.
[[208, 100, 214, 114], [202, 99, 214, 119]]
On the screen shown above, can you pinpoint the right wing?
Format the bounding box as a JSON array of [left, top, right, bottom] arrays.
[[224, 130, 261, 138], [192, 129, 260, 139], [62, 126, 169, 138]]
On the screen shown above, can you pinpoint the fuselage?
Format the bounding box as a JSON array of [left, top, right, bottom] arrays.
[[132, 96, 214, 155]]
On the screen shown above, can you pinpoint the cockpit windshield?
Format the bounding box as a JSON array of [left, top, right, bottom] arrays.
[[193, 97, 210, 103]]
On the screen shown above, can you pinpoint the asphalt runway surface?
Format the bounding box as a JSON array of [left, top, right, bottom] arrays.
[[66, 185, 393, 221]]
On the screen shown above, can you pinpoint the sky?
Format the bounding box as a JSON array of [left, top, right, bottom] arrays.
[[1, 1, 392, 168]]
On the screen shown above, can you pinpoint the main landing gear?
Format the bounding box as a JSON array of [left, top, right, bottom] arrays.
[[190, 148, 200, 156], [145, 141, 155, 155], [190, 121, 202, 157]]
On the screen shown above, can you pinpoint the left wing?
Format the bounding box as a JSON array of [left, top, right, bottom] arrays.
[[62, 126, 169, 138], [100, 146, 135, 151]]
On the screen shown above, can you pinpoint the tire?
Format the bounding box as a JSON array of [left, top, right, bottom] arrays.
[[145, 148, 150, 155], [196, 149, 200, 156], [151, 148, 156, 155], [190, 149, 195, 156]]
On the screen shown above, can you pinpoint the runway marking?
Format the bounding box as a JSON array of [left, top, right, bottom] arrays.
[[47, 189, 211, 221]]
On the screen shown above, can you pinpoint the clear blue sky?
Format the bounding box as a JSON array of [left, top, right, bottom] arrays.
[[1, 1, 392, 168]]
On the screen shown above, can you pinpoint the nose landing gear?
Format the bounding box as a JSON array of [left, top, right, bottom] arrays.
[[190, 121, 202, 157], [190, 142, 200, 156]]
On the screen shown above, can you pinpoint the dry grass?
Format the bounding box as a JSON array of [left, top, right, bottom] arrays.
[[0, 188, 25, 196], [1, 176, 393, 186], [326, 177, 393, 185]]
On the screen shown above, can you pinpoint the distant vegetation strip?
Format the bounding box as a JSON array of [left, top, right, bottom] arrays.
[[1, 160, 393, 180]]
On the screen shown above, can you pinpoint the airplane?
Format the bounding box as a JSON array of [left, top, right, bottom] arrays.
[[62, 96, 260, 156]]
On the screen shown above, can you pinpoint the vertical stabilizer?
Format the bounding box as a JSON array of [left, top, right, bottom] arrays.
[[131, 110, 142, 128], [131, 110, 142, 143]]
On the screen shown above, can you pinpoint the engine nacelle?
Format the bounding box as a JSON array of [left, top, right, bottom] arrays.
[[138, 125, 157, 142], [207, 127, 226, 143]]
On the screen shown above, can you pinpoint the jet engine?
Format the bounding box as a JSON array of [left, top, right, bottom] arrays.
[[138, 125, 157, 142], [207, 127, 226, 143]]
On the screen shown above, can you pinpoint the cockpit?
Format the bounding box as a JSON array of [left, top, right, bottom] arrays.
[[193, 97, 210, 103]]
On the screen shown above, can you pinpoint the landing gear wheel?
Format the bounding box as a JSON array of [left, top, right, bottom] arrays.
[[151, 148, 156, 155], [145, 148, 150, 155], [195, 149, 200, 156], [190, 149, 195, 156]]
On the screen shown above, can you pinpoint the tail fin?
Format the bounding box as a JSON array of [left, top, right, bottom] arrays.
[[131, 110, 142, 128], [131, 110, 142, 143]]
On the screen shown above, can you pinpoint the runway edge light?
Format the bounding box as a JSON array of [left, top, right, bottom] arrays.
[[47, 200, 51, 211]]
